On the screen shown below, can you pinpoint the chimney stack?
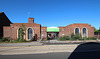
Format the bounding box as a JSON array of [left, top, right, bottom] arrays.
[[28, 18, 34, 23]]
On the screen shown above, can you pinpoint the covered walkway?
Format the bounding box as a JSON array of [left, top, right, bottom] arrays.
[[47, 27, 59, 40]]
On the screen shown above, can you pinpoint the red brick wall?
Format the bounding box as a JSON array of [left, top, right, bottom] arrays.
[[3, 23, 41, 40], [88, 27, 94, 37], [59, 27, 66, 37], [94, 35, 100, 39], [41, 27, 47, 39], [3, 26, 11, 38], [3, 23, 95, 40], [59, 23, 94, 37]]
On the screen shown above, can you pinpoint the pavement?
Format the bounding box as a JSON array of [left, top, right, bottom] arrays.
[[0, 42, 100, 59], [0, 44, 78, 55], [0, 41, 43, 47], [1, 42, 100, 59], [0, 40, 100, 47], [0, 41, 100, 57], [0, 52, 71, 59], [41, 40, 100, 44]]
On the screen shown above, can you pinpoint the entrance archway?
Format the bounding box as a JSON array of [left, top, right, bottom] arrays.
[[47, 27, 59, 40]]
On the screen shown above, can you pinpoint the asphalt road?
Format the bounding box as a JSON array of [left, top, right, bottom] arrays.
[[1, 42, 100, 59], [0, 52, 71, 59]]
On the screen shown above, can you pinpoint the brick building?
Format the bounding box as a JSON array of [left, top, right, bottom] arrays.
[[59, 23, 94, 38], [41, 24, 94, 40], [1, 12, 95, 41], [0, 12, 12, 38], [41, 27, 47, 39], [3, 18, 41, 41]]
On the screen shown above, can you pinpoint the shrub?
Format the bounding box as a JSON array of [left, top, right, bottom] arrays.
[[18, 24, 26, 41], [18, 39, 26, 42], [91, 37, 97, 40], [70, 33, 74, 40], [12, 38, 26, 43], [86, 38, 89, 40], [74, 34, 81, 40], [63, 36, 70, 40], [0, 37, 10, 42], [81, 37, 87, 40], [58, 37, 63, 41], [86, 37, 97, 40], [70, 33, 82, 40], [58, 36, 70, 41], [79, 38, 84, 40]]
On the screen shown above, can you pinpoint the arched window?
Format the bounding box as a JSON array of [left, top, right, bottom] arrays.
[[83, 28, 87, 37], [75, 28, 79, 34], [28, 28, 33, 39], [18, 28, 23, 39]]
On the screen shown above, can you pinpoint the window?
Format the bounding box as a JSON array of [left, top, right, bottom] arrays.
[[18, 28, 21, 39], [75, 28, 79, 34], [83, 28, 87, 37], [18, 28, 24, 39], [28, 28, 33, 39]]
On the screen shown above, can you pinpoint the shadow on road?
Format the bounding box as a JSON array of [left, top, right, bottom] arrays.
[[68, 42, 100, 59]]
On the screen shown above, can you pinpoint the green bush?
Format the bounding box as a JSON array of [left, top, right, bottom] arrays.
[[91, 37, 97, 40], [74, 34, 81, 40], [70, 33, 82, 40], [63, 36, 70, 40], [58, 36, 70, 41], [58, 33, 97, 41], [12, 38, 26, 43], [0, 37, 10, 42], [79, 38, 84, 40], [80, 37, 87, 40], [86, 38, 89, 40], [71, 33, 75, 40], [86, 37, 97, 40], [58, 37, 63, 41]]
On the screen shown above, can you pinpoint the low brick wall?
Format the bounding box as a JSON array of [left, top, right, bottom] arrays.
[[94, 35, 100, 39]]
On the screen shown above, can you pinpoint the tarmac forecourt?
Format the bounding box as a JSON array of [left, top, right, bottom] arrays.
[[0, 44, 78, 55]]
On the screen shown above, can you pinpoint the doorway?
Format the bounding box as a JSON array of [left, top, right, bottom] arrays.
[[47, 32, 59, 40]]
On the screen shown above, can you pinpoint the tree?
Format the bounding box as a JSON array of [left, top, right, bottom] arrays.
[[18, 24, 26, 41], [71, 33, 74, 40], [94, 30, 100, 34], [74, 33, 81, 40], [94, 27, 97, 31]]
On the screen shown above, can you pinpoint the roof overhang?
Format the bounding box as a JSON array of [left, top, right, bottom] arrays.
[[47, 27, 59, 32]]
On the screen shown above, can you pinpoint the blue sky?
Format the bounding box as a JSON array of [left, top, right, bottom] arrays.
[[0, 0, 100, 29]]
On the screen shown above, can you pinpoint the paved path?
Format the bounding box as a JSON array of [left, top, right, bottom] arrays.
[[0, 42, 100, 59], [0, 52, 71, 59], [0, 40, 100, 47], [0, 42, 43, 47], [41, 40, 100, 44], [0, 44, 78, 55]]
